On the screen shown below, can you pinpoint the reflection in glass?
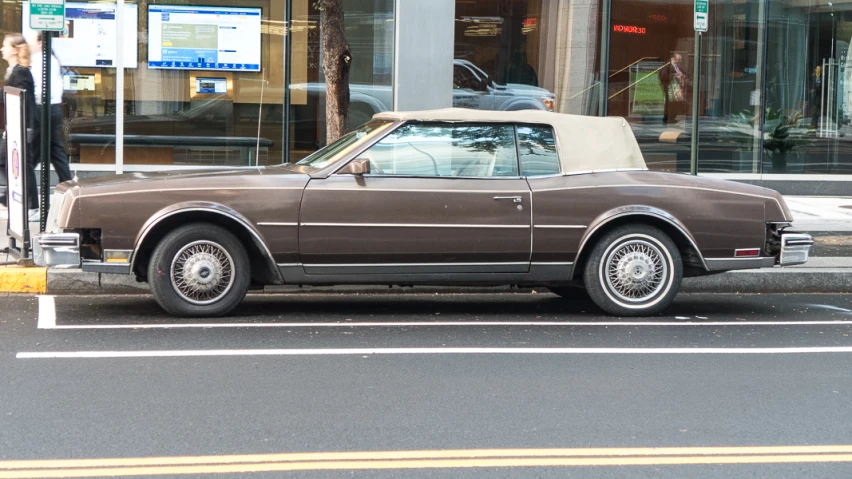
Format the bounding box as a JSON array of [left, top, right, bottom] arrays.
[[364, 123, 519, 177], [517, 125, 560, 176], [288, 0, 395, 162], [453, 0, 602, 115], [294, 120, 391, 170], [609, 0, 763, 174], [764, 1, 852, 174]]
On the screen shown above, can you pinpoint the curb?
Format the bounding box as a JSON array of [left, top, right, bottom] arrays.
[[0, 266, 47, 294], [37, 267, 852, 296]]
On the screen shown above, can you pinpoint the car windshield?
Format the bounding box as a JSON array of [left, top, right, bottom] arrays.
[[292, 120, 393, 170]]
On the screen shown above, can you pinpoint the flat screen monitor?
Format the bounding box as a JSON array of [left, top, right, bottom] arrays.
[[63, 73, 96, 91], [147, 5, 261, 71], [23, 2, 139, 69], [195, 77, 228, 94]]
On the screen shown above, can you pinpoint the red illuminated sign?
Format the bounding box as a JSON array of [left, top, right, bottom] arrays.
[[649, 14, 668, 22], [613, 24, 647, 34], [523, 18, 537, 28]]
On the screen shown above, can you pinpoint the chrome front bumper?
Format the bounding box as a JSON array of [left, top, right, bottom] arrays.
[[779, 233, 814, 266], [37, 233, 132, 273], [37, 233, 81, 268]]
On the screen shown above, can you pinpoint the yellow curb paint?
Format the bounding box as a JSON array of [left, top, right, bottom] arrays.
[[2, 447, 852, 478], [0, 266, 47, 294]]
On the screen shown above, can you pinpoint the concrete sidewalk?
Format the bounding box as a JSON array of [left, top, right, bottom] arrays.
[[3, 197, 852, 295]]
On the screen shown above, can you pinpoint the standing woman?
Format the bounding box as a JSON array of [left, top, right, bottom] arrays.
[[1, 34, 38, 213]]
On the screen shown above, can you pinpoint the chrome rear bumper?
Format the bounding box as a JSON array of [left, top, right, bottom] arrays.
[[779, 233, 814, 266], [37, 233, 81, 268]]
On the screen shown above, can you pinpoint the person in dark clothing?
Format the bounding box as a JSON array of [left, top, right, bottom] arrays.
[[659, 53, 687, 124], [507, 51, 539, 87], [1, 33, 37, 211], [28, 32, 72, 221]]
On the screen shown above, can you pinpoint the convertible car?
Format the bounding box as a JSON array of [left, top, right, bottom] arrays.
[[39, 109, 813, 317]]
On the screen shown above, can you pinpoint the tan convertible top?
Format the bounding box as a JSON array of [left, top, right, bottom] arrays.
[[373, 108, 647, 174]]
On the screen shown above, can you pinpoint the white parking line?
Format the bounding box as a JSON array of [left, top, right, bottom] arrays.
[[36, 296, 852, 330], [37, 296, 56, 329], [16, 347, 852, 359], [34, 320, 852, 330]]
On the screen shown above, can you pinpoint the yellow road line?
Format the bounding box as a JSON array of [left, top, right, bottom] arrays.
[[3, 454, 852, 478], [2, 446, 852, 477]]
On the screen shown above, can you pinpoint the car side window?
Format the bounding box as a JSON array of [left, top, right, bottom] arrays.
[[454, 66, 484, 92], [364, 122, 519, 178], [517, 125, 561, 176]]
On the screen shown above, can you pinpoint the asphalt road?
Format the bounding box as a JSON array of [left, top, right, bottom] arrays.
[[1, 292, 852, 478]]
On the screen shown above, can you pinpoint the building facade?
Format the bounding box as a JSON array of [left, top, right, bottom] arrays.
[[0, 0, 850, 193]]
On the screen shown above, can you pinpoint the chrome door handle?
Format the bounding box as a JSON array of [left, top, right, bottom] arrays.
[[493, 196, 523, 203]]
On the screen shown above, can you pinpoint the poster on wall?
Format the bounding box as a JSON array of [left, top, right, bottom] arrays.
[[22, 2, 139, 69], [5, 88, 27, 241], [147, 5, 261, 71]]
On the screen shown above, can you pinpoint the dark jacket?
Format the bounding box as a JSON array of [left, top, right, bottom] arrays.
[[6, 64, 38, 131]]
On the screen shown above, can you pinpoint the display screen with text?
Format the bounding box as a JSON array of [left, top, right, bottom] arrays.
[[148, 5, 261, 71], [23, 2, 139, 69]]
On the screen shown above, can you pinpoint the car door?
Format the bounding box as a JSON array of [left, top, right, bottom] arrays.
[[518, 124, 587, 267], [298, 122, 532, 275]]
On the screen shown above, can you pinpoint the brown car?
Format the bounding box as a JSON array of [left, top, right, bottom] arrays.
[[39, 109, 813, 317]]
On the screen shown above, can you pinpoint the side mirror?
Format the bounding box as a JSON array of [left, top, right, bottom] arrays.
[[339, 158, 371, 175]]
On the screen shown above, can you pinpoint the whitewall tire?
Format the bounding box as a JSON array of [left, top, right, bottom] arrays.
[[583, 224, 682, 316]]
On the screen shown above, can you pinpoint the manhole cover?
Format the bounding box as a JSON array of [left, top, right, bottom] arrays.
[[841, 205, 852, 210]]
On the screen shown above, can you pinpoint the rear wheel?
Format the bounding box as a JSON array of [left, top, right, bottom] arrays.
[[583, 224, 682, 316], [148, 223, 250, 317]]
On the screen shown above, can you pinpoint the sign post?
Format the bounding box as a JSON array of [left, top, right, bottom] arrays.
[[690, 0, 708, 176], [31, 0, 64, 232], [5, 87, 32, 263]]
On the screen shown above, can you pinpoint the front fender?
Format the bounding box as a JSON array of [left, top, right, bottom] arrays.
[[499, 97, 547, 111], [129, 201, 282, 282]]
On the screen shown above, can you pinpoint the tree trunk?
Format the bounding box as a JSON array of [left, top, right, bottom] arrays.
[[321, 0, 351, 143]]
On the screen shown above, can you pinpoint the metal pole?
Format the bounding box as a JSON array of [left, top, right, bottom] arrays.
[[39, 31, 52, 232], [283, 0, 292, 164], [755, 0, 768, 175], [21, 90, 31, 262], [115, 0, 125, 175], [598, 0, 612, 116], [690, 32, 702, 176]]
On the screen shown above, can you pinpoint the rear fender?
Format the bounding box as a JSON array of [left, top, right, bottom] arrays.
[[573, 205, 708, 275]]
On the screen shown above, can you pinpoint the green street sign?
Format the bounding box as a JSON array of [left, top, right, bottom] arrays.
[[694, 0, 708, 32], [30, 0, 65, 31]]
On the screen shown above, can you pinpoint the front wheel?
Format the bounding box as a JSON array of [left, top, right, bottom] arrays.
[[148, 223, 251, 317], [583, 224, 682, 316]]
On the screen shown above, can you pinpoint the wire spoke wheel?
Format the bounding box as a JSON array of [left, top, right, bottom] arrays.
[[603, 238, 669, 303], [170, 240, 235, 305]]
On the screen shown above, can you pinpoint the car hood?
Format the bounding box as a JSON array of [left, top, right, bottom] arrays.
[[503, 83, 555, 98], [60, 165, 312, 196]]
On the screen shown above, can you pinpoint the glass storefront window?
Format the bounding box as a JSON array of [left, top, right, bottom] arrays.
[[1, 0, 851, 178], [114, 0, 285, 168], [452, 0, 603, 116], [288, 0, 395, 162], [608, 0, 764, 174], [1, 1, 119, 170], [765, 1, 852, 174]]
